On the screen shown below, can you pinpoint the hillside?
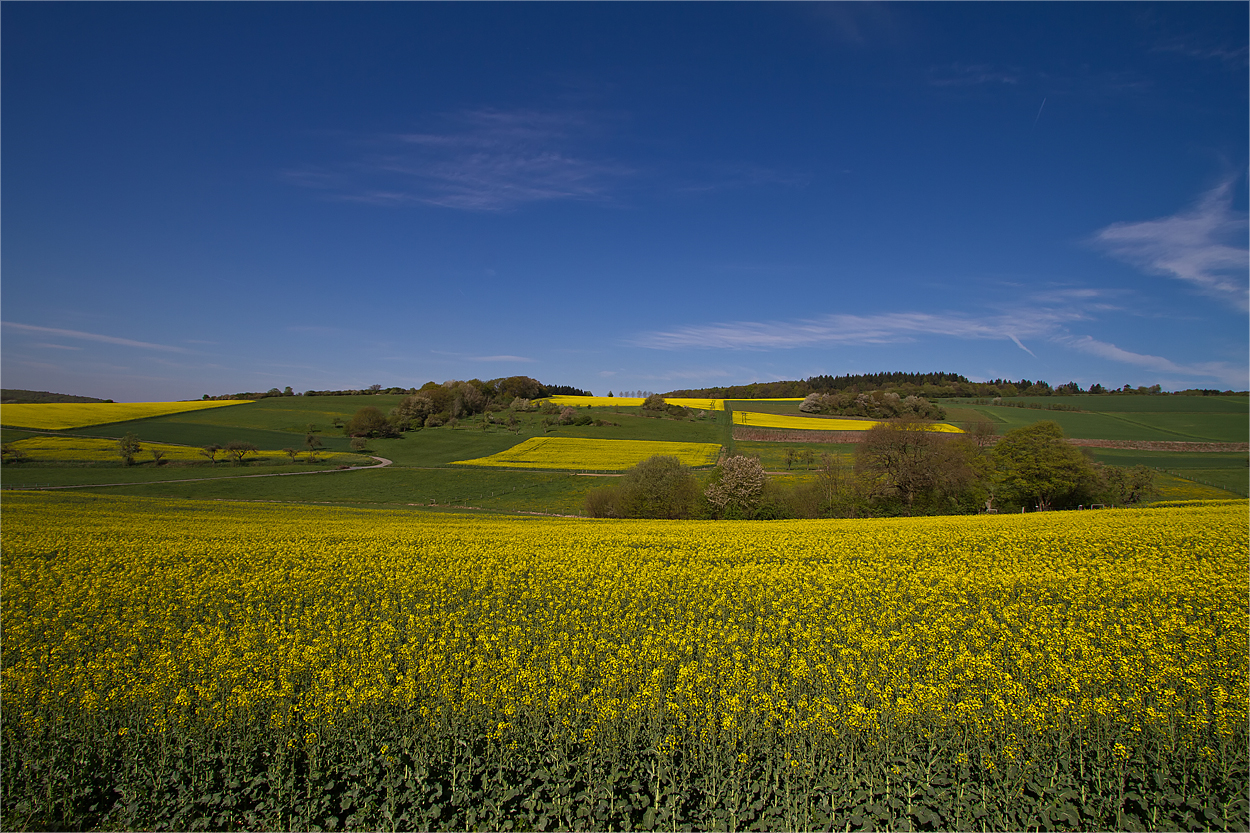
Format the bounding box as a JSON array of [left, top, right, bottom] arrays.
[[0, 388, 112, 404]]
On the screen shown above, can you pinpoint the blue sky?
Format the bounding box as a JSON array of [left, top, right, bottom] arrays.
[[3, 2, 1246, 401]]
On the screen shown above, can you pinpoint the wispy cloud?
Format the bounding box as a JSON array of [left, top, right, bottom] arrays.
[[467, 355, 534, 363], [628, 289, 1243, 384], [927, 63, 1021, 87], [1151, 33, 1249, 68], [1062, 335, 1247, 389], [431, 350, 534, 363], [2, 322, 187, 352], [629, 294, 1092, 352], [1091, 180, 1249, 311], [286, 109, 632, 211]]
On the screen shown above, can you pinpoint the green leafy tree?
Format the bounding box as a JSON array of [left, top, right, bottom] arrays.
[[642, 393, 667, 411], [118, 433, 142, 467], [1096, 464, 1160, 506], [585, 455, 700, 519], [992, 421, 1098, 510], [344, 406, 397, 438]]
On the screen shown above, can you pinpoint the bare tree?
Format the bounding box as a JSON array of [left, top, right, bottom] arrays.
[[223, 441, 259, 465], [200, 444, 222, 465]]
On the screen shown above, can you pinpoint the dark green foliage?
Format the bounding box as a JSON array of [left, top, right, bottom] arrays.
[[585, 455, 701, 519], [5, 717, 1244, 832], [344, 406, 398, 438], [0, 389, 112, 404], [993, 421, 1099, 510], [117, 433, 141, 467]]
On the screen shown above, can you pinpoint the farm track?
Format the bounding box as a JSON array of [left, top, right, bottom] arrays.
[[6, 456, 393, 490]]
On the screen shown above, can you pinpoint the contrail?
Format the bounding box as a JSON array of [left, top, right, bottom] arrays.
[[1033, 97, 1047, 127], [1009, 334, 1037, 358]]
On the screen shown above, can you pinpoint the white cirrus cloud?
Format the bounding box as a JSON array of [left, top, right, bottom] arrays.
[[2, 322, 187, 353], [286, 109, 633, 212], [1091, 180, 1249, 311], [629, 297, 1092, 353], [1061, 335, 1247, 389]]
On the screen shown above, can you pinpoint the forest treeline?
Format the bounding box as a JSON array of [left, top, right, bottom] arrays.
[[664, 372, 1246, 399], [1, 389, 113, 404], [202, 377, 589, 402]]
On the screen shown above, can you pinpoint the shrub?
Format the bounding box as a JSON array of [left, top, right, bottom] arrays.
[[345, 406, 398, 438]]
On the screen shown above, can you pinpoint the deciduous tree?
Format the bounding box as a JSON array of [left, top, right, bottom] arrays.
[[223, 441, 259, 466], [118, 433, 141, 467], [992, 421, 1097, 510], [704, 455, 768, 518]]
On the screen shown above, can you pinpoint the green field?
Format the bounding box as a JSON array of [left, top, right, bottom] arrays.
[[944, 395, 1248, 443], [3, 394, 1245, 508]]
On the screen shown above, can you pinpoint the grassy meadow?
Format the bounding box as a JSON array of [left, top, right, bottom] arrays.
[[2, 393, 1246, 504]]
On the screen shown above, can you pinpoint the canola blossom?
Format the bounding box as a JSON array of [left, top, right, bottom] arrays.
[[0, 400, 253, 430], [544, 395, 725, 410], [2, 493, 1245, 830], [733, 410, 964, 432], [451, 436, 721, 470]]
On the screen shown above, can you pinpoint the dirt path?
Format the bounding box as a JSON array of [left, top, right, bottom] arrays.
[[10, 456, 393, 490]]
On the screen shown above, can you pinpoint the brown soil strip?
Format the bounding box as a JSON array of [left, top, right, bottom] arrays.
[[1065, 439, 1248, 452], [734, 427, 1247, 452]]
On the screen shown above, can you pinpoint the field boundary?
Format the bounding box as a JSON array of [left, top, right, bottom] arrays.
[[1, 456, 393, 490], [734, 426, 1248, 452]]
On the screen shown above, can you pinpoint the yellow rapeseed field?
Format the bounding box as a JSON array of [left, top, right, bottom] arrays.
[[733, 410, 965, 432], [452, 436, 722, 470], [6, 435, 357, 466], [0, 400, 253, 430], [544, 395, 725, 410], [2, 493, 1244, 829]]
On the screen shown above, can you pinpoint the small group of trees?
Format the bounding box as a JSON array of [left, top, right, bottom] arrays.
[[586, 420, 1160, 520], [799, 390, 946, 420], [198, 441, 260, 466]]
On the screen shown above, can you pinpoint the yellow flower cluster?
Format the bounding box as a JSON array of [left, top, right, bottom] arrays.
[[1, 400, 253, 430], [732, 410, 965, 432], [544, 395, 726, 410], [452, 436, 722, 470], [3, 493, 1244, 766], [6, 435, 357, 466]]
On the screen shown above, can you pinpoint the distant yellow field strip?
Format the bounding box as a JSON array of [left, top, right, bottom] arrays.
[[544, 395, 725, 410], [0, 400, 254, 430], [8, 435, 355, 465], [453, 437, 722, 470], [733, 410, 965, 433]]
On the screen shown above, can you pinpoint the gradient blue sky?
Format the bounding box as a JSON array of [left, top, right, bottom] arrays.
[[3, 2, 1247, 401]]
